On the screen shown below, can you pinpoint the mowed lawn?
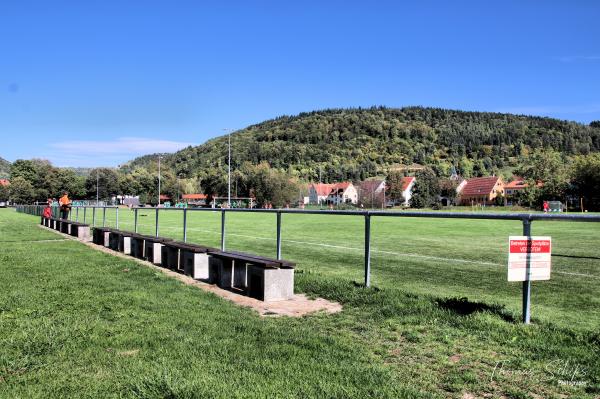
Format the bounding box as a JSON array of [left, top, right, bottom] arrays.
[[97, 206, 600, 331], [1, 209, 598, 398]]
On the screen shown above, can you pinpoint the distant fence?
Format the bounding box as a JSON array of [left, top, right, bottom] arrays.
[[15, 204, 600, 324]]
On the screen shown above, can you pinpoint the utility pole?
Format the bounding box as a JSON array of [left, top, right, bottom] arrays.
[[158, 155, 161, 207], [96, 169, 99, 205], [223, 129, 232, 207]]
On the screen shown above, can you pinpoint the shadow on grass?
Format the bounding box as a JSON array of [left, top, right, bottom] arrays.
[[434, 297, 516, 323], [553, 253, 600, 261]]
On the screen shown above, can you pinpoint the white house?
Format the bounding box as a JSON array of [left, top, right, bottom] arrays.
[[308, 183, 335, 205], [400, 176, 416, 206], [327, 182, 358, 205]]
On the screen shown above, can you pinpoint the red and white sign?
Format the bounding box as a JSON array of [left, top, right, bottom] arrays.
[[508, 236, 552, 281]]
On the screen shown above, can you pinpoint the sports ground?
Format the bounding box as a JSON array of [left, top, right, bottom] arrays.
[[1, 208, 598, 398]]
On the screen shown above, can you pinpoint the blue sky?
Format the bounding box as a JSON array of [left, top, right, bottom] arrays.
[[1, 1, 599, 167]]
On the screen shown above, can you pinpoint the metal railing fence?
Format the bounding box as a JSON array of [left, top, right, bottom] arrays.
[[15, 204, 600, 324]]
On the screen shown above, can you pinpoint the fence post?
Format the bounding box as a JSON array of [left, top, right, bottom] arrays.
[[92, 207, 96, 227], [522, 219, 532, 324], [364, 213, 372, 287], [76, 207, 79, 222], [116, 207, 119, 229], [276, 211, 282, 260], [183, 208, 188, 242], [102, 207, 106, 227], [155, 208, 159, 237], [134, 208, 138, 233], [83, 207, 87, 224], [221, 209, 226, 251]]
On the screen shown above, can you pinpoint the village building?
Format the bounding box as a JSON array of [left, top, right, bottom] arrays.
[[504, 177, 544, 205], [439, 178, 467, 206], [327, 182, 359, 205], [458, 176, 504, 205], [0, 179, 9, 187], [359, 180, 386, 207], [308, 183, 335, 205], [399, 176, 416, 206], [182, 193, 208, 206]]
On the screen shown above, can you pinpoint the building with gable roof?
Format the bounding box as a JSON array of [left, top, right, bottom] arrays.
[[458, 176, 504, 205]]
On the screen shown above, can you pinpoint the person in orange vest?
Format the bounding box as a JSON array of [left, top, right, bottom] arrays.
[[59, 191, 71, 219]]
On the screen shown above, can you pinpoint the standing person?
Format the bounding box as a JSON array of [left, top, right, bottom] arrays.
[[42, 202, 52, 219], [543, 200, 549, 213], [59, 191, 71, 219]]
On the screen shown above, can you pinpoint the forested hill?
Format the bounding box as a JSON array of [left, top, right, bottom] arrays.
[[123, 107, 600, 182], [0, 157, 11, 178]]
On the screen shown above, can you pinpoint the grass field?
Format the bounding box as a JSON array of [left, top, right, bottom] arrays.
[[86, 206, 600, 331], [2, 208, 599, 398]]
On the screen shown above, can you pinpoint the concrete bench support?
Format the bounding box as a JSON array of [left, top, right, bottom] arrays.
[[118, 233, 136, 255], [145, 241, 165, 264], [70, 224, 90, 240], [247, 265, 294, 301], [182, 251, 210, 280]]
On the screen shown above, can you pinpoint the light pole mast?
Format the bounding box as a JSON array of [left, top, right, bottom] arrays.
[[223, 129, 232, 208], [158, 155, 161, 207], [96, 169, 99, 205]]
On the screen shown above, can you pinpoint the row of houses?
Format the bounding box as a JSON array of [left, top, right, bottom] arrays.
[[307, 175, 541, 207], [449, 176, 542, 206], [307, 177, 416, 206]]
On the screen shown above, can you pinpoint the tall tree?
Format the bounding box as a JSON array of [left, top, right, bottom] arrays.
[[515, 149, 569, 201], [85, 168, 120, 200], [9, 177, 35, 203], [386, 171, 405, 206], [410, 169, 441, 208], [570, 153, 600, 211]]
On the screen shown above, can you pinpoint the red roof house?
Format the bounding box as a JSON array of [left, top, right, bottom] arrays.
[[0, 179, 9, 187], [458, 176, 504, 205], [504, 177, 543, 197], [182, 193, 208, 201], [308, 183, 335, 204]]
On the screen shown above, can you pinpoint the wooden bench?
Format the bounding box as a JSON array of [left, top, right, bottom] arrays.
[[181, 243, 219, 279], [207, 250, 295, 301], [92, 227, 114, 246], [161, 241, 217, 278], [143, 236, 174, 265], [59, 218, 71, 235], [108, 230, 124, 251], [68, 221, 90, 240], [130, 234, 154, 259], [117, 231, 138, 254]]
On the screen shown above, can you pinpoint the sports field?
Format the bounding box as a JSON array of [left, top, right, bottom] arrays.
[[88, 206, 600, 331], [2, 208, 599, 398]]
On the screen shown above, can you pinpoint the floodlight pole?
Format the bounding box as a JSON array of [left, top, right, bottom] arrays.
[[96, 169, 99, 205], [224, 128, 232, 208], [158, 155, 161, 207]]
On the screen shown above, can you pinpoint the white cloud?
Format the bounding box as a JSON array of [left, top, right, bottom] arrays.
[[46, 137, 194, 167], [51, 137, 193, 155]]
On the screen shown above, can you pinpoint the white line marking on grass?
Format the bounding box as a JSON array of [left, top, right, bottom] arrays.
[[131, 223, 600, 279], [1, 239, 71, 243]]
